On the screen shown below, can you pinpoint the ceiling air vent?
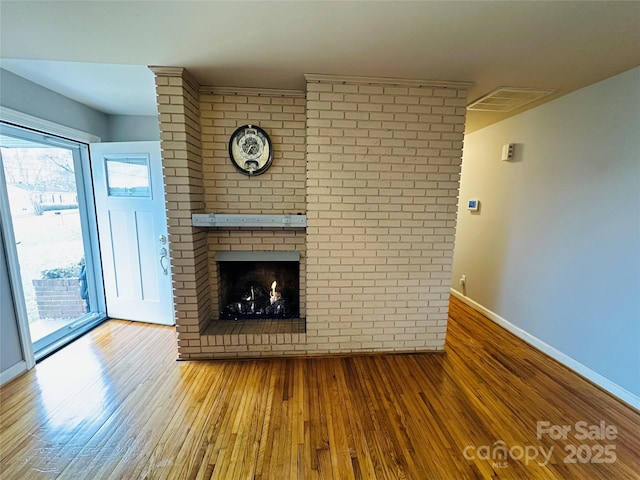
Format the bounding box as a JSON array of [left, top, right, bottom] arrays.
[[467, 87, 556, 112]]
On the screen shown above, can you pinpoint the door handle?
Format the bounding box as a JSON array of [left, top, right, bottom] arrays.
[[159, 247, 169, 275]]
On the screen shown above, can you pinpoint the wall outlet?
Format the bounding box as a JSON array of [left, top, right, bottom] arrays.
[[459, 275, 466, 287]]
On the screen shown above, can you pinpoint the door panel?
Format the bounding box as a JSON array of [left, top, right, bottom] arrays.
[[136, 211, 160, 301], [108, 210, 135, 299], [91, 141, 173, 325]]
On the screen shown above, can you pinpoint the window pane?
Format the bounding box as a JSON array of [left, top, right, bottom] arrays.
[[106, 157, 150, 197]]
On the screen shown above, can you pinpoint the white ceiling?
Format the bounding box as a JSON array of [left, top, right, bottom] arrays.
[[1, 1, 639, 132]]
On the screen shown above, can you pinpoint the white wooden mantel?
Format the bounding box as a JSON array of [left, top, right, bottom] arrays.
[[191, 213, 307, 228]]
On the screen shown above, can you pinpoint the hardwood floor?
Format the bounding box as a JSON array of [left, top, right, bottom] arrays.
[[1, 297, 639, 479]]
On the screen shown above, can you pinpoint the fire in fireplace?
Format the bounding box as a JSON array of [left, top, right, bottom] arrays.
[[216, 252, 300, 320]]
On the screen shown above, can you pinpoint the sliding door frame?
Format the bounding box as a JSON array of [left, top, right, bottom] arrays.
[[0, 163, 34, 370], [0, 107, 107, 367]]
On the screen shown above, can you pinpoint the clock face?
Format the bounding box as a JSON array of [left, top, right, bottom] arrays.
[[228, 125, 273, 175]]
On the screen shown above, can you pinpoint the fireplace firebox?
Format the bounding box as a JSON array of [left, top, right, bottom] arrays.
[[216, 252, 300, 320]]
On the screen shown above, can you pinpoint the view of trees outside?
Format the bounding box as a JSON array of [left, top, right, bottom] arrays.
[[3, 147, 78, 214], [1, 146, 86, 340]]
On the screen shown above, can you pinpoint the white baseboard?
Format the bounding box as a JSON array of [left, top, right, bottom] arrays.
[[450, 288, 640, 411], [0, 360, 28, 386]]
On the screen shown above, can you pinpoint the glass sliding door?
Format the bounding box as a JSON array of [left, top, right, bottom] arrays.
[[0, 123, 106, 359]]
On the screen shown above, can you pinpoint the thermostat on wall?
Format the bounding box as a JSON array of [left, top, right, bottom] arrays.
[[467, 199, 479, 211]]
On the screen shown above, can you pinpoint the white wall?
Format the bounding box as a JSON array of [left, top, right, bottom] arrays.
[[452, 67, 640, 404], [108, 115, 160, 142], [0, 68, 110, 139]]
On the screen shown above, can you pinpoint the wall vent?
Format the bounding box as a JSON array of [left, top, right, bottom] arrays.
[[467, 87, 556, 112]]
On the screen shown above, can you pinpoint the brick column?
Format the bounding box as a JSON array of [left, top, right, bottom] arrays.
[[150, 66, 209, 358], [304, 75, 470, 354]]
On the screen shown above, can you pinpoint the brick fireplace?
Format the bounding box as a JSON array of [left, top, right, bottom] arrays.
[[150, 67, 469, 359]]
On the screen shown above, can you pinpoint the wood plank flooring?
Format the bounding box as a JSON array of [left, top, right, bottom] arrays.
[[1, 296, 639, 479]]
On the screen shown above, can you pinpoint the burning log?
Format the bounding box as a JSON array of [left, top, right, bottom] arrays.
[[222, 281, 287, 319]]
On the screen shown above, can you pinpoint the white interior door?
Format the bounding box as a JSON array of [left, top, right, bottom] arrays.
[[90, 141, 173, 325]]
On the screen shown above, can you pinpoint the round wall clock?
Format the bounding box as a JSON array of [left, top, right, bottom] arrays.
[[228, 125, 273, 176]]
